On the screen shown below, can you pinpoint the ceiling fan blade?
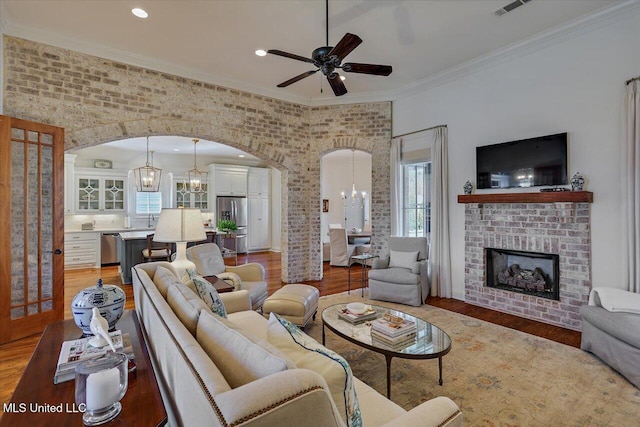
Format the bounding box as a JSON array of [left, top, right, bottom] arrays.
[[267, 49, 315, 64], [327, 74, 347, 96], [342, 63, 393, 76], [277, 70, 319, 88], [327, 33, 362, 62]]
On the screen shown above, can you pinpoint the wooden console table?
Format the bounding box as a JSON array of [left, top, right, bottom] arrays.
[[1, 311, 167, 427]]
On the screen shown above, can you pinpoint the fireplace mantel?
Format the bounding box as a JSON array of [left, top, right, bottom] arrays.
[[457, 191, 593, 204]]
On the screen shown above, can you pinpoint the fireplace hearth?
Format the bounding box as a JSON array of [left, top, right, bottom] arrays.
[[461, 198, 592, 331], [485, 248, 560, 301]]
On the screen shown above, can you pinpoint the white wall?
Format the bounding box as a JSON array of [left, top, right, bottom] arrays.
[[393, 8, 640, 299], [321, 150, 372, 241]]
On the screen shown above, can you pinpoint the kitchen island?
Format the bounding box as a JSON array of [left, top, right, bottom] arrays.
[[118, 231, 151, 284]]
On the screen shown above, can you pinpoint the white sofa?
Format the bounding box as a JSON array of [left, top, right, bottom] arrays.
[[132, 261, 463, 426]]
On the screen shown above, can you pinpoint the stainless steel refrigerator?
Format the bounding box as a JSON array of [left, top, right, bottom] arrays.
[[216, 196, 248, 253]]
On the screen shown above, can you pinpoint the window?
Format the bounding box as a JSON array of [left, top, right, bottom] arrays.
[[402, 162, 431, 238], [136, 191, 162, 215]]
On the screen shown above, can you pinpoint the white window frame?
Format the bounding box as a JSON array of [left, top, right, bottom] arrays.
[[135, 191, 162, 215], [402, 161, 431, 238]]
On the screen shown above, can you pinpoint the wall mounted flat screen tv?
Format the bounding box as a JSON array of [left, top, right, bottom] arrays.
[[476, 133, 568, 189]]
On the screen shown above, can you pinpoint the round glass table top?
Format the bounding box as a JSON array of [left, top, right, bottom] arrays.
[[321, 303, 451, 358]]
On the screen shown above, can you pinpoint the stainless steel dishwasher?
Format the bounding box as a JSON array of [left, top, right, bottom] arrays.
[[101, 233, 120, 266]]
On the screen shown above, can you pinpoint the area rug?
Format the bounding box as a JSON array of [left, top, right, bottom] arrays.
[[305, 292, 640, 426]]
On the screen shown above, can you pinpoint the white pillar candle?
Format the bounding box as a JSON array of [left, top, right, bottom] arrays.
[[85, 367, 120, 411]]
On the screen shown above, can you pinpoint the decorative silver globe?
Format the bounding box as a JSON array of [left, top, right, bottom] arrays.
[[71, 279, 126, 335]]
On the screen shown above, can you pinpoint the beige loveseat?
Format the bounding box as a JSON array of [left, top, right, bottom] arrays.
[[132, 261, 462, 426]]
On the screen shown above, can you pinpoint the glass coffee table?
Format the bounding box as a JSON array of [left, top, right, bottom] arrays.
[[322, 303, 451, 398]]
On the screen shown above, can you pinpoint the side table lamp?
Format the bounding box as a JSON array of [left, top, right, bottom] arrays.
[[153, 208, 206, 281]]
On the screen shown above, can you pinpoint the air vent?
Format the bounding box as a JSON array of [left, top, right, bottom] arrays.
[[495, 0, 532, 16]]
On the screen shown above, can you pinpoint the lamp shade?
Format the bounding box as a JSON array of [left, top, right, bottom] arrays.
[[153, 208, 206, 243]]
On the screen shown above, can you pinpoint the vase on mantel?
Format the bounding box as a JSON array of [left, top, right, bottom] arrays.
[[570, 172, 584, 191], [463, 180, 473, 195]]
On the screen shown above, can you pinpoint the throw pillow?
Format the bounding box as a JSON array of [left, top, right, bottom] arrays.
[[267, 313, 362, 427], [153, 266, 181, 298], [196, 310, 289, 388], [388, 250, 419, 270], [188, 269, 227, 318]]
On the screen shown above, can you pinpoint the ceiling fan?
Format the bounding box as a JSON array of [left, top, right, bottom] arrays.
[[267, 0, 392, 96]]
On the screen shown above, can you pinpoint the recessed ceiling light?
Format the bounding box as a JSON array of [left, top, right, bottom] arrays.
[[238, 154, 245, 158], [173, 148, 180, 152], [340, 75, 346, 81], [255, 49, 267, 57], [132, 8, 148, 18]]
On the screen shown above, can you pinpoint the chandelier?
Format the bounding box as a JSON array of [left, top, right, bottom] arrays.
[[341, 149, 366, 208], [134, 136, 162, 192], [187, 138, 208, 194]]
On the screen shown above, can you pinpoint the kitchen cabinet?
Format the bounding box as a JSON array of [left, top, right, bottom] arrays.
[[213, 165, 248, 196], [248, 167, 270, 196], [174, 175, 209, 210], [64, 232, 100, 269], [248, 195, 270, 251], [74, 168, 127, 213]]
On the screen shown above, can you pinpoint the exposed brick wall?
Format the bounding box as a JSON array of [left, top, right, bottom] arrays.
[[464, 202, 591, 331], [2, 35, 392, 282]]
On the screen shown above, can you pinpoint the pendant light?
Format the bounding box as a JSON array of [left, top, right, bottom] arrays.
[[340, 149, 365, 208], [187, 138, 208, 193], [134, 136, 162, 192]]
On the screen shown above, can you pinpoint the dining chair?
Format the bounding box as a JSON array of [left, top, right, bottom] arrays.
[[142, 233, 172, 262]]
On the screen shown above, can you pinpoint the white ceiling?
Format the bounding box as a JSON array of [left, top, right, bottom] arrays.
[[2, 0, 631, 158], [1, 0, 626, 106]]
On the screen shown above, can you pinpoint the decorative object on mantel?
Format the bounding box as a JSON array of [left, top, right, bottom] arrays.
[[71, 279, 126, 335], [463, 180, 473, 195], [570, 172, 585, 191], [133, 136, 162, 192]]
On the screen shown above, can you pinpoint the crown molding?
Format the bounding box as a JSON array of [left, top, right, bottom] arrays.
[[395, 0, 640, 100]]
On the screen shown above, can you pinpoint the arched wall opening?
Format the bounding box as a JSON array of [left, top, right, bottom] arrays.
[[2, 35, 392, 283]]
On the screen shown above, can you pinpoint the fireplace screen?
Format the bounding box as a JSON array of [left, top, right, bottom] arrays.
[[485, 248, 560, 300]]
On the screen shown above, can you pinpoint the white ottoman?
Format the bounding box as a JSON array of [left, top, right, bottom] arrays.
[[263, 284, 320, 327]]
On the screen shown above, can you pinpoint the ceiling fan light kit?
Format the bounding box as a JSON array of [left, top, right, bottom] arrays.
[[267, 0, 392, 96]]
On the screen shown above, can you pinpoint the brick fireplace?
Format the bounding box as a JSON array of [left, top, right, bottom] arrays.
[[460, 192, 593, 331]]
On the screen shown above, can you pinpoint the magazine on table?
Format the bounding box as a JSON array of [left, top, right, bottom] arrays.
[[54, 330, 132, 384], [371, 315, 416, 338], [338, 307, 378, 324], [371, 329, 417, 344], [371, 332, 417, 350]]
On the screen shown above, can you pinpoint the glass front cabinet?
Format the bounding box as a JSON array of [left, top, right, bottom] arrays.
[[75, 169, 127, 212], [174, 176, 209, 211]]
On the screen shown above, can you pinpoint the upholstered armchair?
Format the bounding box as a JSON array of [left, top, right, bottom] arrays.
[[185, 243, 268, 310], [368, 237, 429, 306]]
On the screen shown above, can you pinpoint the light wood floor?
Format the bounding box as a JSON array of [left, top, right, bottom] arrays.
[[0, 251, 581, 414]]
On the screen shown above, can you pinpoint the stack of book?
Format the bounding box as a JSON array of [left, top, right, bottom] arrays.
[[54, 330, 133, 384], [370, 313, 417, 349], [338, 307, 378, 324]]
